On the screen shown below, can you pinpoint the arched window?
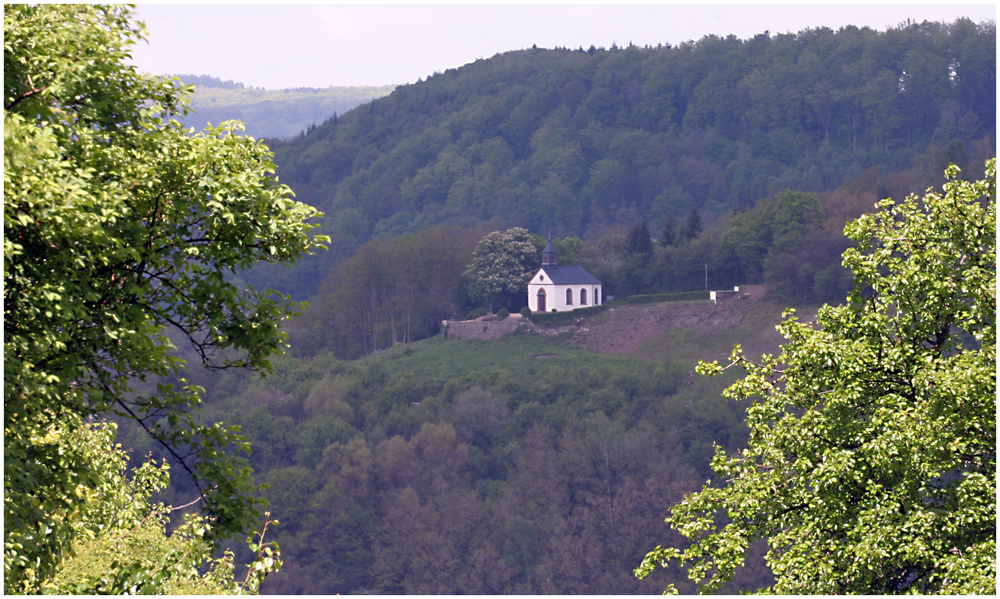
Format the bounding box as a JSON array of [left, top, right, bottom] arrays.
[[566, 288, 573, 305], [581, 288, 587, 305]]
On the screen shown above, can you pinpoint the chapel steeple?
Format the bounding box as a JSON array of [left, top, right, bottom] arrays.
[[541, 231, 558, 267]]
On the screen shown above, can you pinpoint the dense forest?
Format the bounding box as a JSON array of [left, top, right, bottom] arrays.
[[128, 18, 993, 595], [127, 304, 783, 594], [258, 18, 994, 303], [253, 19, 996, 360], [10, 4, 993, 594]]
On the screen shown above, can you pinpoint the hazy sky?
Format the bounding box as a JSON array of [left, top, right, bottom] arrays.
[[129, 2, 997, 90]]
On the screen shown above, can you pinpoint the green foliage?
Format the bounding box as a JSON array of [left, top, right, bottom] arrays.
[[3, 4, 323, 591], [463, 227, 540, 312], [721, 190, 823, 283], [683, 207, 703, 240], [574, 179, 862, 302], [267, 20, 994, 300], [659, 211, 678, 247], [182, 291, 827, 593], [27, 423, 282, 594], [290, 226, 480, 358], [637, 160, 996, 593], [237, 330, 718, 594], [552, 236, 585, 265], [626, 221, 654, 257]]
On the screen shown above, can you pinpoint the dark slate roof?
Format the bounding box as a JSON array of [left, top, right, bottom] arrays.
[[538, 265, 601, 285]]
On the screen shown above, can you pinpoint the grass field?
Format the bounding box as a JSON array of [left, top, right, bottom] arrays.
[[351, 288, 822, 415], [370, 329, 640, 382]]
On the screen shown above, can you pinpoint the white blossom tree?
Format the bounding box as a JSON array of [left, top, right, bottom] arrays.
[[463, 228, 539, 313]]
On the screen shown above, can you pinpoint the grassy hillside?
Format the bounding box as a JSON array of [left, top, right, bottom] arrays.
[[373, 331, 635, 382], [356, 289, 798, 420], [365, 284, 802, 403], [566, 284, 808, 362]]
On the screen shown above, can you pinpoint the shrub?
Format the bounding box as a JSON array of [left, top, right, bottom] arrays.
[[530, 304, 609, 325], [465, 307, 489, 320]]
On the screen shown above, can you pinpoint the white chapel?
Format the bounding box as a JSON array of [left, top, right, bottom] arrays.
[[527, 235, 602, 313]]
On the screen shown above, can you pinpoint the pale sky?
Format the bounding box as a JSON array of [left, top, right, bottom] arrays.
[[129, 2, 997, 90]]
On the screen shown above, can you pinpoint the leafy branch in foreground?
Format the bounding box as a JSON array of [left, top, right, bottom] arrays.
[[36, 423, 282, 594], [637, 159, 995, 594]]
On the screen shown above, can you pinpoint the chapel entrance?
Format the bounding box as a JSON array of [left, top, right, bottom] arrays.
[[537, 289, 546, 312]]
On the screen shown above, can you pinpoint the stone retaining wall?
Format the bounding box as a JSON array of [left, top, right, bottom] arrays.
[[441, 316, 529, 340]]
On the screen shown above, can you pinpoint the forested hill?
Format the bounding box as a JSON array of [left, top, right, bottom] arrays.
[[263, 18, 995, 299], [172, 75, 397, 140]]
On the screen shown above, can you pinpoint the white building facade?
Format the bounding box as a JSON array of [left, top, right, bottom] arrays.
[[527, 236, 602, 313]]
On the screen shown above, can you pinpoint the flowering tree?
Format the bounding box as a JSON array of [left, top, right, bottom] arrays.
[[36, 423, 281, 594], [463, 228, 539, 312]]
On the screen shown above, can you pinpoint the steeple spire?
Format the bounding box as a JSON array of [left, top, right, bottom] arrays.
[[541, 231, 558, 266]]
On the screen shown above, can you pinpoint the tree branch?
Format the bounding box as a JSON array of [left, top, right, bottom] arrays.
[[5, 85, 47, 111]]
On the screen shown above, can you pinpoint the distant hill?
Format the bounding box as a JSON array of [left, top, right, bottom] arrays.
[[259, 19, 994, 300], [172, 75, 397, 140]]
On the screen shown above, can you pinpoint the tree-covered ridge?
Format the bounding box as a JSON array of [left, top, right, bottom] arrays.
[[264, 18, 995, 299], [173, 74, 255, 89]]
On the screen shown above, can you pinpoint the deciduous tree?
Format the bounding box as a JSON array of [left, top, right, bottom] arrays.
[[636, 160, 996, 593], [37, 423, 281, 594], [4, 5, 324, 590], [462, 227, 539, 312]]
